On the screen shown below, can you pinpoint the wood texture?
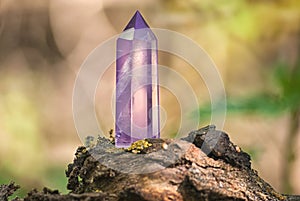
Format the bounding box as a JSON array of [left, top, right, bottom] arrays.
[[2, 126, 299, 201]]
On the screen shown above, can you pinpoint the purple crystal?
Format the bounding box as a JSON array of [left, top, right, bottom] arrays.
[[115, 11, 160, 147]]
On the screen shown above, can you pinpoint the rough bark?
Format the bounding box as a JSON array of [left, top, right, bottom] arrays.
[[2, 126, 300, 201]]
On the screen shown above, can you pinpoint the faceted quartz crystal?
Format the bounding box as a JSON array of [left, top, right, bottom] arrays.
[[115, 11, 160, 147]]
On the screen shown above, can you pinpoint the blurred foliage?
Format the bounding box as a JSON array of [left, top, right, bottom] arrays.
[[0, 74, 44, 177], [0, 73, 69, 197], [0, 168, 27, 198], [243, 146, 264, 162], [274, 60, 300, 111], [0, 166, 68, 198], [43, 166, 68, 194], [197, 59, 300, 119], [197, 93, 283, 119]]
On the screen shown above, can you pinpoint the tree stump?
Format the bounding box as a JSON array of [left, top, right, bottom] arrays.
[[2, 126, 299, 201]]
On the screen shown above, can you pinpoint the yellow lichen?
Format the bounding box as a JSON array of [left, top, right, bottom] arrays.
[[125, 140, 153, 154]]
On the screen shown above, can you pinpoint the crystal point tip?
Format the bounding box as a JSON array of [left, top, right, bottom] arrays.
[[124, 10, 150, 31]]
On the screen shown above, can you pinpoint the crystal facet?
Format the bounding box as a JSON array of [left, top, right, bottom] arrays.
[[115, 11, 160, 147]]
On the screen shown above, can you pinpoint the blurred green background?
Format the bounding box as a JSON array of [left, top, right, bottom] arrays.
[[0, 0, 299, 198]]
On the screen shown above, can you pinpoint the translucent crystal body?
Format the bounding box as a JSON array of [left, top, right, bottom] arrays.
[[115, 11, 160, 147]]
